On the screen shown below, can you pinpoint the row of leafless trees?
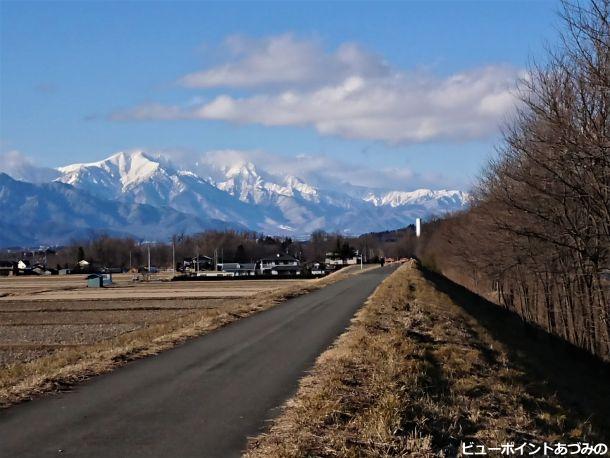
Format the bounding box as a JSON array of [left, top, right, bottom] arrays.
[[44, 232, 302, 270], [418, 0, 609, 361], [36, 228, 415, 271]]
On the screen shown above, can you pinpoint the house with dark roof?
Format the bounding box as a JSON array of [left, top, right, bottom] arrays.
[[0, 260, 16, 276], [257, 254, 301, 276], [181, 255, 214, 273]]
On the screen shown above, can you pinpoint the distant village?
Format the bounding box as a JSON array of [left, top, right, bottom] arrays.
[[176, 250, 373, 279], [0, 229, 417, 284], [0, 246, 389, 283]]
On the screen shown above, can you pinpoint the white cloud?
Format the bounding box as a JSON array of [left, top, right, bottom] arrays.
[[160, 148, 457, 191], [114, 34, 521, 144], [0, 150, 59, 183], [179, 34, 389, 88]]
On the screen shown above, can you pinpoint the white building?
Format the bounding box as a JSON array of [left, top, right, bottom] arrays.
[[257, 254, 301, 276], [324, 251, 361, 266]]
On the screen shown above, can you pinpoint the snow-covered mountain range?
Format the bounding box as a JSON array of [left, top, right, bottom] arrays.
[[0, 151, 469, 246]]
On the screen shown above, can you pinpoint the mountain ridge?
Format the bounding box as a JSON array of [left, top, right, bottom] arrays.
[[0, 172, 243, 247], [0, 151, 469, 245]]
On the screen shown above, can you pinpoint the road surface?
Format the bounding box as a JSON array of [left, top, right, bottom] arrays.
[[0, 265, 396, 457]]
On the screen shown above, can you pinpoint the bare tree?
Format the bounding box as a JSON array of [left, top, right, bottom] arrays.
[[418, 0, 610, 361]]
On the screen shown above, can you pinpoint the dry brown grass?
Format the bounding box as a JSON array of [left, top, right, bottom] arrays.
[[0, 265, 375, 408], [246, 261, 610, 457], [0, 273, 294, 301]]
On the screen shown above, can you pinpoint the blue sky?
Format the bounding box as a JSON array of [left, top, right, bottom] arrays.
[[1, 0, 559, 190]]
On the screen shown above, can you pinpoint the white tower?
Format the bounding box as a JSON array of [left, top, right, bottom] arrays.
[[415, 218, 421, 237]]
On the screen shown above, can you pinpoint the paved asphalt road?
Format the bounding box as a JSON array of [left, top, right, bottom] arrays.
[[0, 265, 396, 458]]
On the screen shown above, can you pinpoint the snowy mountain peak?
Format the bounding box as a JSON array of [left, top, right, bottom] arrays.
[[56, 150, 165, 192], [131, 153, 162, 183], [112, 151, 162, 187], [215, 162, 324, 206], [365, 189, 469, 209], [217, 161, 271, 204], [56, 151, 175, 198], [36, 150, 471, 238], [224, 161, 259, 179], [284, 176, 318, 196]]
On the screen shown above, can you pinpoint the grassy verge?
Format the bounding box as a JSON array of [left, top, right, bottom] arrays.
[[0, 265, 376, 408], [246, 261, 610, 457]]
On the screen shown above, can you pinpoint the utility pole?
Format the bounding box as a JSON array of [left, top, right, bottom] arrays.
[[147, 243, 151, 273], [172, 240, 176, 274]]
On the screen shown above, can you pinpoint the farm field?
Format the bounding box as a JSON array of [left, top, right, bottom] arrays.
[[0, 274, 304, 367], [0, 273, 297, 301], [0, 265, 377, 406]]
